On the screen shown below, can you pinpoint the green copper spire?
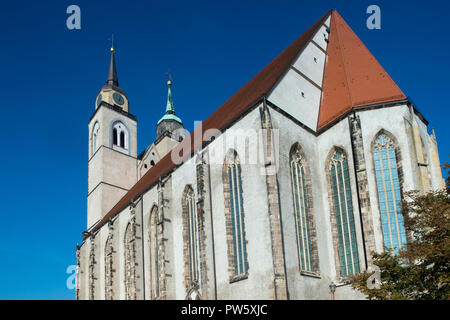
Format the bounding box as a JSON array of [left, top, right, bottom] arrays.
[[157, 80, 182, 125]]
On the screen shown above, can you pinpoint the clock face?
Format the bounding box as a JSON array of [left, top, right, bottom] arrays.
[[113, 92, 124, 105], [96, 94, 102, 107]]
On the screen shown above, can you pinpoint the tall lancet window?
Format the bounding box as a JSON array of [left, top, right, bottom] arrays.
[[184, 187, 199, 286], [149, 206, 160, 299], [373, 133, 406, 254], [290, 145, 314, 272], [124, 223, 136, 300], [329, 149, 360, 277], [223, 150, 248, 278], [92, 122, 100, 155]]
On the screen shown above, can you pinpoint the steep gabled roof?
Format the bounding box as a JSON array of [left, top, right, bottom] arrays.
[[318, 11, 406, 129], [88, 9, 407, 234]]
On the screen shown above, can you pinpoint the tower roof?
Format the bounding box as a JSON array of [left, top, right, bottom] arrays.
[[157, 81, 182, 125], [88, 9, 410, 234], [106, 47, 119, 87]]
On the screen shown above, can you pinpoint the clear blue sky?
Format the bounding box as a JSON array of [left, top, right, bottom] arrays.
[[0, 0, 448, 299]]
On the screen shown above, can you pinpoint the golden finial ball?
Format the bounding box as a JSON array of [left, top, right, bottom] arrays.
[[110, 47, 115, 53], [167, 80, 172, 85]]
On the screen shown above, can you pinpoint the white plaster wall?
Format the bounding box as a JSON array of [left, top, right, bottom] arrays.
[[142, 186, 159, 299], [87, 182, 128, 228], [312, 24, 329, 52], [414, 113, 444, 190], [324, 15, 331, 28], [95, 226, 109, 300], [170, 155, 198, 299], [270, 107, 365, 300], [206, 106, 274, 299], [88, 147, 137, 194], [268, 68, 322, 131], [113, 206, 132, 300], [292, 42, 326, 87], [137, 144, 161, 179], [428, 131, 446, 190], [78, 241, 89, 300], [270, 108, 331, 299], [316, 118, 367, 285]]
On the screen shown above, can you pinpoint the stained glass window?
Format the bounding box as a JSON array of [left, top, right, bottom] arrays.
[[373, 134, 406, 254], [227, 154, 248, 276], [186, 187, 200, 285], [330, 150, 360, 276], [290, 147, 313, 272]]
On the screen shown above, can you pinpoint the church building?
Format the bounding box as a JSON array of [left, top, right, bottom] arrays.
[[76, 10, 445, 300]]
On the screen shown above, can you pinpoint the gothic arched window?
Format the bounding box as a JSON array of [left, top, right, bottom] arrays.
[[124, 223, 136, 300], [223, 150, 248, 279], [182, 186, 200, 288], [373, 133, 406, 254], [92, 122, 100, 155], [289, 145, 317, 273], [149, 206, 160, 299], [112, 121, 129, 153], [328, 149, 360, 277]]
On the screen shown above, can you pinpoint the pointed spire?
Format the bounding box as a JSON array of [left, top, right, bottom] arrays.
[[165, 80, 175, 114], [157, 80, 182, 125], [106, 47, 119, 87]]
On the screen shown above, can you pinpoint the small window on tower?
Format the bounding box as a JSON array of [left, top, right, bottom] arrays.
[[111, 121, 129, 154]]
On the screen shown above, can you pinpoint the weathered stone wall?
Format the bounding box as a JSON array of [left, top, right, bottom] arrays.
[[259, 104, 288, 299], [348, 114, 375, 268]]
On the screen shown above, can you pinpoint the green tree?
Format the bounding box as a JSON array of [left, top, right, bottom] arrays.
[[351, 163, 450, 300]]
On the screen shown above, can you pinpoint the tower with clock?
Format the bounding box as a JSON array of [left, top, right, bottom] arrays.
[[86, 46, 138, 228]]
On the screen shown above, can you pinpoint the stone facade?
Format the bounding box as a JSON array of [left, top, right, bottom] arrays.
[[259, 105, 288, 299], [76, 11, 445, 299], [349, 114, 375, 268]]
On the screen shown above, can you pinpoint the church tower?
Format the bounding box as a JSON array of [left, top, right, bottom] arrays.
[[87, 46, 138, 228], [154, 80, 185, 156]]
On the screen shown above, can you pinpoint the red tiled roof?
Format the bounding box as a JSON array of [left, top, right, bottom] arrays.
[[89, 9, 407, 233], [318, 11, 406, 129]]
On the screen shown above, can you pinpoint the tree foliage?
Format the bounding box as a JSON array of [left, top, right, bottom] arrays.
[[351, 162, 450, 300]]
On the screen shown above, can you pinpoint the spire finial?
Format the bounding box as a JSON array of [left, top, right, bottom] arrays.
[[106, 35, 118, 87], [166, 70, 173, 86], [165, 74, 174, 114]]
